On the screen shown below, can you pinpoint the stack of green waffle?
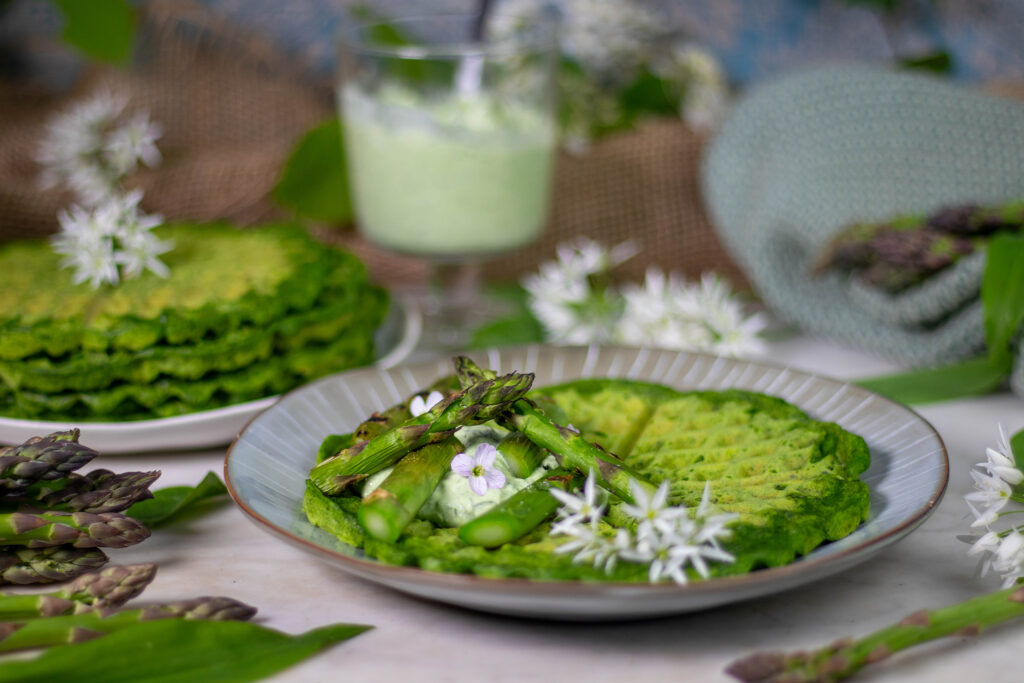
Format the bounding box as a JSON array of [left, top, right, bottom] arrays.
[[0, 223, 387, 421]]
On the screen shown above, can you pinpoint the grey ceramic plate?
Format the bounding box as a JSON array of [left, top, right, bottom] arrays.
[[225, 345, 948, 620], [0, 299, 421, 454]]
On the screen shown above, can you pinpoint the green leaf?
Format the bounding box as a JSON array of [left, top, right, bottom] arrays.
[[855, 355, 1010, 404], [982, 234, 1024, 366], [469, 284, 545, 348], [273, 119, 352, 224], [126, 471, 228, 527], [347, 5, 412, 46], [898, 50, 954, 75], [618, 69, 679, 119], [470, 313, 545, 348], [1011, 428, 1024, 473], [0, 618, 371, 683], [53, 0, 135, 64]]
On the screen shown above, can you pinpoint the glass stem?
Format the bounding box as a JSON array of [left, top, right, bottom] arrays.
[[423, 261, 484, 349]]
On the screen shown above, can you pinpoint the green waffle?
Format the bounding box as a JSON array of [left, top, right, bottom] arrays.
[[0, 311, 381, 421], [537, 380, 871, 572], [0, 221, 389, 421], [0, 283, 376, 393], [305, 379, 870, 581], [0, 222, 363, 359]]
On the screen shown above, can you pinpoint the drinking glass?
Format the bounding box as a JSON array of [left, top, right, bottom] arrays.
[[337, 12, 559, 351]]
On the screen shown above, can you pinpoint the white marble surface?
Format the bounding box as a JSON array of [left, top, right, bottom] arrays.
[[85, 337, 1024, 682]]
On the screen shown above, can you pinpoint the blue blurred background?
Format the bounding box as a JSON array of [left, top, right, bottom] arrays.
[[3, 0, 1023, 86]]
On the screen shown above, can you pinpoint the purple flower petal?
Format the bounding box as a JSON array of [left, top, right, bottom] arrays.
[[450, 453, 473, 477], [484, 468, 506, 490], [469, 475, 488, 496], [475, 443, 497, 468]]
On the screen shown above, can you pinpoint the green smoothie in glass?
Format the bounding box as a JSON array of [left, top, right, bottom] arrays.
[[340, 85, 556, 258]]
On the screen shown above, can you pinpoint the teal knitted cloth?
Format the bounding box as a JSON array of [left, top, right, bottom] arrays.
[[702, 65, 1024, 395]]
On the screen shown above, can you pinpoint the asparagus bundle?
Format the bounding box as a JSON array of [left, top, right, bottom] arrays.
[[0, 431, 156, 592], [309, 358, 656, 549], [811, 199, 1024, 293], [310, 370, 534, 495], [0, 431, 281, 667], [454, 356, 656, 503]]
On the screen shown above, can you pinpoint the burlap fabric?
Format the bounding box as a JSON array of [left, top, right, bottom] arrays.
[[0, 1, 745, 290]]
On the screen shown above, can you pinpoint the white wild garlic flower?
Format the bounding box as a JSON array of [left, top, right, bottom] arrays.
[[551, 472, 737, 584], [964, 424, 1024, 588], [52, 190, 171, 289], [39, 92, 170, 287], [524, 240, 766, 357], [37, 91, 161, 206]]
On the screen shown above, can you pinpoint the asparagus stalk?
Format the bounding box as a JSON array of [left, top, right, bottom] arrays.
[[315, 376, 462, 465], [454, 357, 656, 503], [353, 374, 462, 444], [47, 470, 158, 513], [0, 511, 150, 548], [358, 438, 462, 543], [496, 431, 548, 479], [0, 596, 257, 653], [0, 546, 108, 585], [504, 400, 656, 502], [310, 371, 534, 495], [726, 585, 1024, 682], [316, 434, 356, 465], [6, 470, 160, 514], [459, 469, 579, 548], [0, 563, 157, 619], [0, 431, 97, 493]]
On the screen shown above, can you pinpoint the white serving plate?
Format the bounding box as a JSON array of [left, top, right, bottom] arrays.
[[225, 345, 948, 620]]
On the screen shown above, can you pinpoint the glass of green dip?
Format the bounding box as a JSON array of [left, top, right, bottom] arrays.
[[338, 10, 560, 350]]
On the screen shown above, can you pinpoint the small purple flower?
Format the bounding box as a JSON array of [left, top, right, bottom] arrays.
[[451, 443, 506, 496]]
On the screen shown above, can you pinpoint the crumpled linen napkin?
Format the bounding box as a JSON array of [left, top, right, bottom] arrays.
[[702, 65, 1024, 395]]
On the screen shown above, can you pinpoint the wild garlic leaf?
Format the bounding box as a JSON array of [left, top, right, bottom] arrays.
[[981, 234, 1024, 367], [273, 118, 352, 224], [855, 355, 1010, 404], [0, 619, 371, 683], [53, 0, 135, 64], [1011, 428, 1024, 473], [126, 471, 227, 527], [856, 233, 1024, 404]]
